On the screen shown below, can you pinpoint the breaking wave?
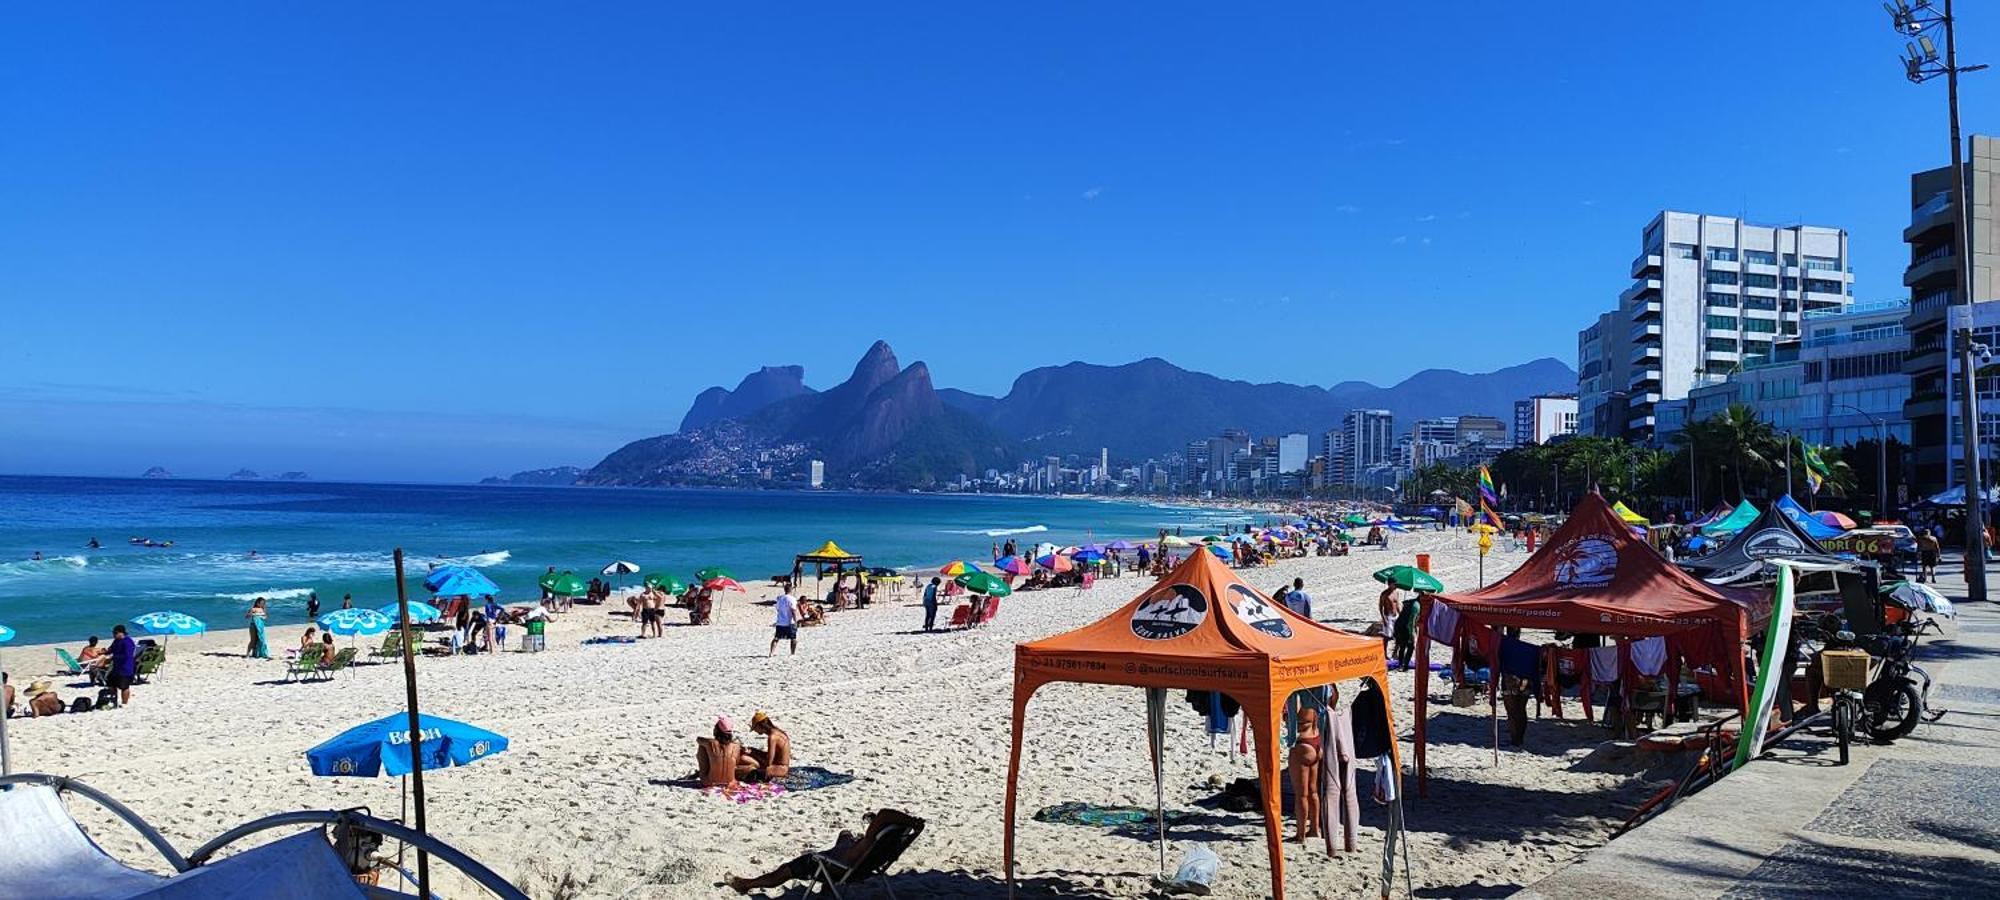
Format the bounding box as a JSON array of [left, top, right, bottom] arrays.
[[0, 555, 89, 576], [943, 525, 1049, 537], [223, 587, 316, 602]]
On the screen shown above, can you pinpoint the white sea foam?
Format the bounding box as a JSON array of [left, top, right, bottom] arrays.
[[943, 525, 1049, 537], [0, 555, 89, 576], [436, 550, 511, 567], [223, 587, 316, 602]]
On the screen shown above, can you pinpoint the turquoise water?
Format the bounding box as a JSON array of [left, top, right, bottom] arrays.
[[0, 476, 1256, 644]]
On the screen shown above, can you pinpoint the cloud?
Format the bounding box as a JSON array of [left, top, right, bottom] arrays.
[[1081, 187, 1103, 200], [1335, 204, 1361, 213], [1421, 237, 1433, 246], [1580, 199, 1598, 207], [1416, 214, 1437, 222], [1391, 235, 1408, 245]]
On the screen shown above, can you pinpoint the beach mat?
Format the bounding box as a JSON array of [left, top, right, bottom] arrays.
[[1033, 802, 1202, 832], [653, 766, 856, 803]]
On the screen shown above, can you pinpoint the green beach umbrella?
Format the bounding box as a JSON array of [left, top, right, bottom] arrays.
[[1343, 514, 1370, 527], [644, 572, 688, 593], [1372, 565, 1443, 593], [694, 566, 735, 583], [546, 573, 588, 597], [537, 571, 562, 591], [955, 571, 1013, 597]]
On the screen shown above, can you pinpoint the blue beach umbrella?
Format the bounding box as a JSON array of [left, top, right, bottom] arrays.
[[318, 608, 394, 637], [1206, 543, 1234, 560], [131, 611, 207, 636], [0, 624, 13, 643], [377, 602, 443, 624], [307, 712, 510, 778], [423, 565, 500, 598]]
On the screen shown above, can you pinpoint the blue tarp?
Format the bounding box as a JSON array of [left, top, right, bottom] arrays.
[[1774, 494, 1846, 540]]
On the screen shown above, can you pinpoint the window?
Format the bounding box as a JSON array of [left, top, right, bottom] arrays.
[[1805, 361, 1824, 383], [1745, 340, 1774, 357], [1707, 337, 1740, 353], [1708, 270, 1740, 286], [1803, 256, 1841, 271], [1827, 351, 1906, 381], [1783, 252, 1798, 266], [1744, 273, 1778, 288], [1745, 318, 1778, 333], [1707, 246, 1738, 262], [1782, 321, 1799, 335], [1706, 292, 1739, 308], [1744, 249, 1777, 265], [1707, 315, 1739, 330], [1743, 296, 1776, 311], [1803, 278, 1843, 294], [1669, 243, 1697, 259], [1782, 275, 1799, 291]]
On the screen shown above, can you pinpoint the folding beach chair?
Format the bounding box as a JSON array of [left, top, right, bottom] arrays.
[[947, 605, 972, 629], [810, 812, 925, 899]]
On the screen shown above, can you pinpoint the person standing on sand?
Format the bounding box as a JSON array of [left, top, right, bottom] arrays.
[[922, 576, 941, 631], [107, 625, 138, 707], [1282, 578, 1312, 619], [770, 586, 798, 656], [246, 598, 270, 658]]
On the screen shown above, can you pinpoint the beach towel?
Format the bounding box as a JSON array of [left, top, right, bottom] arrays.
[[582, 635, 638, 645], [659, 765, 856, 803], [1425, 600, 1460, 645], [1589, 645, 1619, 684], [1631, 636, 1667, 677]]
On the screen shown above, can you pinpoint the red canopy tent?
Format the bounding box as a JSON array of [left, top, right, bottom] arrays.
[[1006, 549, 1394, 900], [1413, 493, 1769, 791]]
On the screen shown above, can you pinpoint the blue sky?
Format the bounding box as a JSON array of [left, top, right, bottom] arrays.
[[0, 3, 1989, 481]]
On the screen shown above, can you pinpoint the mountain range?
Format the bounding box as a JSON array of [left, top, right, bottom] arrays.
[[574, 342, 1575, 489]]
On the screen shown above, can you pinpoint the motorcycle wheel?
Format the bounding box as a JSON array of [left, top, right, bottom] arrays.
[[1864, 677, 1922, 742]]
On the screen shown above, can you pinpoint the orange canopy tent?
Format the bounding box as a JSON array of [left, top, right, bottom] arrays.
[[1005, 549, 1394, 900]]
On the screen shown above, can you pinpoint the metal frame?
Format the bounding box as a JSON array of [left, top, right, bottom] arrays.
[[0, 773, 527, 900]]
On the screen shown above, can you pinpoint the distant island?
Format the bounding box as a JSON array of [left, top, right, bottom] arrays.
[[480, 466, 584, 486], [140, 466, 173, 479], [228, 469, 261, 480], [277, 471, 310, 481]]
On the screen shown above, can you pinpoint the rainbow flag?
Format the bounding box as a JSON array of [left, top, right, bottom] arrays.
[[1477, 465, 1502, 527]]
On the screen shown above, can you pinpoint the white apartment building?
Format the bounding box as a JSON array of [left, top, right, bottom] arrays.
[[1582, 211, 1855, 441], [1513, 394, 1579, 445], [1341, 409, 1395, 484]]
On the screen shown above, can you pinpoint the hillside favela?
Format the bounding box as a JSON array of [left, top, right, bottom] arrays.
[[2, 4, 1996, 899]]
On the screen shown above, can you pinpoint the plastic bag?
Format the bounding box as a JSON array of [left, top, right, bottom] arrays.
[[1159, 844, 1220, 895]]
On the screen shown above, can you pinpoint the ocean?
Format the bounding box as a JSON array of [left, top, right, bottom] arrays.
[[0, 476, 1257, 644]]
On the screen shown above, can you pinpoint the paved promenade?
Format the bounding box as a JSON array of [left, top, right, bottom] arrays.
[[1519, 558, 2000, 899]]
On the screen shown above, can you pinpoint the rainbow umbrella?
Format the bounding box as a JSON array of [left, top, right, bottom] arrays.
[[940, 560, 983, 576], [1035, 553, 1073, 573], [993, 555, 1031, 576]]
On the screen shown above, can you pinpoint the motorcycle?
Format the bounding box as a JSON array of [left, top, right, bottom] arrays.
[[1797, 610, 1943, 748]]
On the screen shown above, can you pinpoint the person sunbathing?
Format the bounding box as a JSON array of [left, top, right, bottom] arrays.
[[24, 681, 64, 718], [724, 809, 921, 895], [796, 597, 825, 627], [695, 717, 754, 788], [744, 711, 791, 781]]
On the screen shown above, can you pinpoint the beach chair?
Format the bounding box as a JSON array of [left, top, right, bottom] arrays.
[[947, 605, 972, 629], [285, 653, 323, 682], [977, 598, 1002, 627], [134, 647, 165, 683], [809, 812, 925, 899], [317, 648, 358, 681], [56, 649, 105, 685], [371, 631, 416, 659]]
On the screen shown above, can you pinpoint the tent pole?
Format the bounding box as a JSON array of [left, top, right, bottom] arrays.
[[1146, 688, 1167, 876], [1413, 598, 1430, 799], [1003, 679, 1033, 900], [1251, 700, 1289, 900], [393, 550, 430, 899]]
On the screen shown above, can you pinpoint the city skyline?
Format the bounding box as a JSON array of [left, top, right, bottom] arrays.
[[1, 4, 1992, 480]]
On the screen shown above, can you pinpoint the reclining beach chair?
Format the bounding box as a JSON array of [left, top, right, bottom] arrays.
[[810, 811, 925, 899], [316, 648, 359, 681], [134, 647, 165, 683], [947, 605, 972, 629], [284, 654, 322, 683], [55, 649, 105, 685]]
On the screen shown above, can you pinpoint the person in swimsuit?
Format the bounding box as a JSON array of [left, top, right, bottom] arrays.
[[1376, 587, 1399, 651], [1288, 707, 1322, 842], [695, 717, 754, 788], [724, 809, 922, 895], [745, 711, 792, 781]]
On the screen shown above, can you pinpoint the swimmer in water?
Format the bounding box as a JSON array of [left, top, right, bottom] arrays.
[[31, 551, 42, 561], [87, 538, 100, 549], [248, 550, 260, 559]]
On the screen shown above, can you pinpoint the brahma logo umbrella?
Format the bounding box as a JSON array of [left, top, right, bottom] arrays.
[[1130, 583, 1208, 640]]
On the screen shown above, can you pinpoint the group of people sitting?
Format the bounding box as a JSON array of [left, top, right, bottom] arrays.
[[694, 711, 792, 789]]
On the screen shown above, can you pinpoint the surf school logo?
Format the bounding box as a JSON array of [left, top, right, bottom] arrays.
[[1744, 528, 1806, 559], [1225, 584, 1292, 639], [1131, 583, 1208, 640], [334, 758, 357, 775], [1553, 535, 1619, 588]]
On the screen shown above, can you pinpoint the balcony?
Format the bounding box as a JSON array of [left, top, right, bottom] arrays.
[[1632, 367, 1663, 388], [1630, 342, 1662, 365], [1629, 322, 1663, 343], [1620, 278, 1663, 306], [1904, 191, 1954, 243], [1904, 392, 1948, 420], [1631, 252, 1663, 279], [1904, 247, 1957, 288]]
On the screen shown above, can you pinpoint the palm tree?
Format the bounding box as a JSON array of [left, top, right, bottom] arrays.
[[1710, 404, 1778, 501]]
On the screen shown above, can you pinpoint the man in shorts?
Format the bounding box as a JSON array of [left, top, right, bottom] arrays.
[[770, 584, 798, 656], [725, 809, 922, 894], [107, 625, 139, 706]]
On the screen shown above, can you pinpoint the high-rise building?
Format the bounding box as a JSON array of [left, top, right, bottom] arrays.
[[1277, 433, 1308, 474], [1514, 394, 1580, 445], [1342, 409, 1395, 481], [1578, 309, 1630, 438], [1321, 430, 1348, 486], [1580, 211, 1855, 441], [1100, 447, 1110, 482], [809, 459, 825, 489], [1455, 415, 1508, 447], [1903, 136, 2000, 497], [1184, 439, 1210, 487]]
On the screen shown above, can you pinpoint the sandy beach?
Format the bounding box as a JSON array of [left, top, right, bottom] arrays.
[[5, 528, 1666, 899]]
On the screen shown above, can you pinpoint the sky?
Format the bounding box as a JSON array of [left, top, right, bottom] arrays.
[[0, 3, 1990, 481]]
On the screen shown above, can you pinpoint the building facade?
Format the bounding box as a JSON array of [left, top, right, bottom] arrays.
[[1581, 210, 1855, 442], [1513, 394, 1579, 445], [1903, 136, 2000, 496], [1341, 409, 1395, 480]]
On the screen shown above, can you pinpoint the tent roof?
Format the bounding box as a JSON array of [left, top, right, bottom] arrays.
[[1702, 499, 1761, 535], [1688, 502, 1733, 528], [1773, 495, 1846, 540], [796, 541, 861, 563], [1017, 548, 1383, 696], [1434, 493, 1768, 637], [1612, 501, 1649, 525], [1679, 501, 1839, 578]]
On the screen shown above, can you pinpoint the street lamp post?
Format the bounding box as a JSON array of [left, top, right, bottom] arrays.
[[1889, 0, 1989, 601], [1833, 403, 1890, 521]]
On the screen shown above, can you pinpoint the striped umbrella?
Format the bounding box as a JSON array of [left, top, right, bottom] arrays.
[[939, 560, 982, 576], [319, 608, 395, 637], [1034, 553, 1073, 573]]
